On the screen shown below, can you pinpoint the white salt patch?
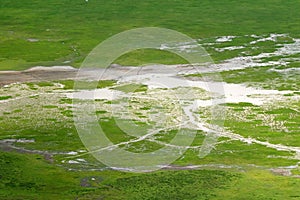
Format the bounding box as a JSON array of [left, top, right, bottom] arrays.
[[25, 66, 76, 72], [160, 42, 201, 53], [216, 36, 236, 42], [67, 88, 124, 100], [66, 151, 78, 155], [250, 33, 288, 44], [185, 36, 300, 73], [250, 34, 261, 38], [55, 83, 65, 89], [202, 42, 216, 46], [1, 139, 35, 143], [268, 67, 300, 73], [16, 139, 35, 143], [221, 83, 293, 105], [195, 100, 213, 107], [68, 160, 79, 164], [177, 44, 200, 53], [27, 38, 39, 42], [215, 46, 244, 52], [246, 38, 300, 64], [176, 34, 300, 73], [276, 38, 300, 55], [119, 73, 293, 106]]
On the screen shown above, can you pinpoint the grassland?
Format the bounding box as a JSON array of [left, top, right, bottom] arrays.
[[3, 149, 300, 200], [2, 0, 300, 70], [1, 1, 300, 199], [1, 79, 300, 199]]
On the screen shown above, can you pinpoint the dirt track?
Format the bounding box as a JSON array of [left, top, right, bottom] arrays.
[[0, 64, 193, 87], [0, 69, 78, 87]]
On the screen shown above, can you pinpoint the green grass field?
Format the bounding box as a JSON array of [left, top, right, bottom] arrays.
[[1, 0, 300, 70], [1, 150, 300, 199], [1, 1, 300, 199]]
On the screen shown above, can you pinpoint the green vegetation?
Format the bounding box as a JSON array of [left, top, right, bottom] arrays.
[[0, 151, 83, 199], [189, 65, 300, 91], [223, 101, 300, 146], [2, 0, 300, 70], [101, 170, 239, 200], [115, 49, 188, 66], [219, 66, 300, 91], [1, 1, 300, 199], [0, 95, 12, 100], [1, 150, 300, 199], [1, 81, 300, 199], [113, 83, 148, 93], [202, 35, 292, 63]]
